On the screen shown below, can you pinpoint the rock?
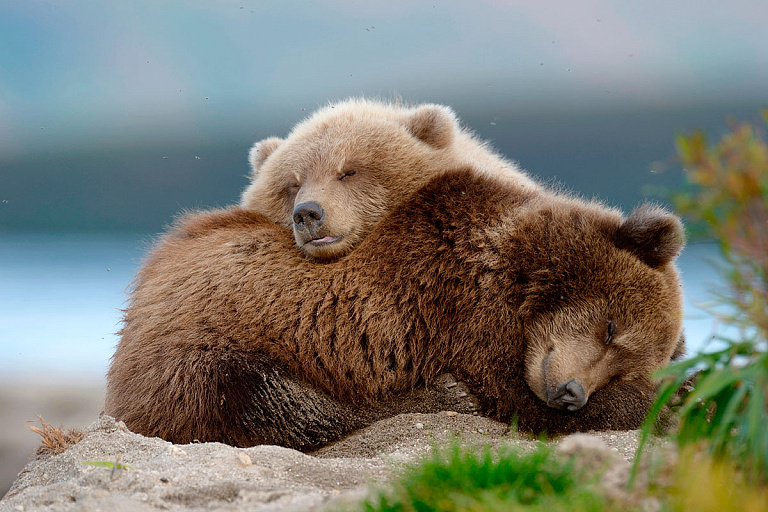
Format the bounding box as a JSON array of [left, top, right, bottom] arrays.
[[1, 414, 655, 511], [167, 446, 186, 456], [555, 432, 676, 510]]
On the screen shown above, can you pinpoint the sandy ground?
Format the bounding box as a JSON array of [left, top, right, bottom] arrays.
[[1, 397, 669, 512], [1, 377, 670, 511], [0, 376, 105, 498], [3, 413, 659, 512]]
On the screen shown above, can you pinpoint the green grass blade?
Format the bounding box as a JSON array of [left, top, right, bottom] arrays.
[[81, 461, 133, 469], [710, 382, 749, 449], [677, 369, 741, 418]]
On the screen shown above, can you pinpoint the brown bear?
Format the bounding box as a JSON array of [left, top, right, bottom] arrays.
[[240, 98, 540, 260], [105, 168, 686, 450]]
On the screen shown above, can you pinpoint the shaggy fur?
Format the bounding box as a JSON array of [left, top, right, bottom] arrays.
[[106, 168, 685, 450], [240, 98, 540, 260]]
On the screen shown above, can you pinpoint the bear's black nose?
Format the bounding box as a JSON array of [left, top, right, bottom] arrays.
[[293, 201, 325, 232], [547, 379, 587, 411]]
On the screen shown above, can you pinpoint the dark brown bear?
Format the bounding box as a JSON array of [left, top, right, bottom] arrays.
[[105, 168, 686, 450]]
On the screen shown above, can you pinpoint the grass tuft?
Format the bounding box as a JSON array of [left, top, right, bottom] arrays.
[[352, 442, 613, 512], [667, 446, 768, 512], [27, 415, 84, 455]]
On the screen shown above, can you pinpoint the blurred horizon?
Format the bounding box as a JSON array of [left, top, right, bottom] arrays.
[[4, 102, 765, 233], [3, 1, 766, 153], [2, 1, 767, 233]]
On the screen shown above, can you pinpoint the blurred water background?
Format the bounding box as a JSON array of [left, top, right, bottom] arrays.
[[1, 0, 766, 495]]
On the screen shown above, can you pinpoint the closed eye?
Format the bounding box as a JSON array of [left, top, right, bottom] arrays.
[[286, 183, 300, 198], [338, 169, 356, 180], [605, 320, 616, 345]]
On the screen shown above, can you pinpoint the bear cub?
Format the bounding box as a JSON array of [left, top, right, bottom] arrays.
[[240, 98, 539, 260]]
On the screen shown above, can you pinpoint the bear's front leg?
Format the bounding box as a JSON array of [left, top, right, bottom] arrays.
[[512, 378, 656, 435], [106, 329, 370, 451]]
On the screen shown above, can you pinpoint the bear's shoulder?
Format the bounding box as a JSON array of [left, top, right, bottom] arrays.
[[169, 208, 274, 240]]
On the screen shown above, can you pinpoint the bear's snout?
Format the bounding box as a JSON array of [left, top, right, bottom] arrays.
[[547, 379, 586, 411], [293, 201, 325, 233]]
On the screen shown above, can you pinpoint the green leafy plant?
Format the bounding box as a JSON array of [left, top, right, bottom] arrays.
[[352, 443, 612, 512], [636, 111, 768, 483]]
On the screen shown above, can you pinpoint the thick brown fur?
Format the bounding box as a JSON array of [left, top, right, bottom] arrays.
[[106, 168, 685, 449], [240, 98, 539, 260]]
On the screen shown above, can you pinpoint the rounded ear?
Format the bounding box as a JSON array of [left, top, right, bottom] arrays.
[[404, 104, 457, 149], [614, 204, 685, 268], [248, 137, 284, 176]]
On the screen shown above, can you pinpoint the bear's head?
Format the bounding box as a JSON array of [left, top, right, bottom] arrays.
[[240, 99, 519, 260], [521, 203, 686, 412]]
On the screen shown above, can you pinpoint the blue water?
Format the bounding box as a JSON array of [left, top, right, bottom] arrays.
[[0, 233, 151, 381], [0, 233, 727, 380]]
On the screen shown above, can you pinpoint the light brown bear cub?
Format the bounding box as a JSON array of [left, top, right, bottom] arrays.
[[240, 98, 539, 260], [106, 169, 686, 449]]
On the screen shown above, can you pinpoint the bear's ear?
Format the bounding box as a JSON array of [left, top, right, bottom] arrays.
[[248, 137, 284, 176], [613, 204, 685, 268], [405, 104, 457, 149]]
